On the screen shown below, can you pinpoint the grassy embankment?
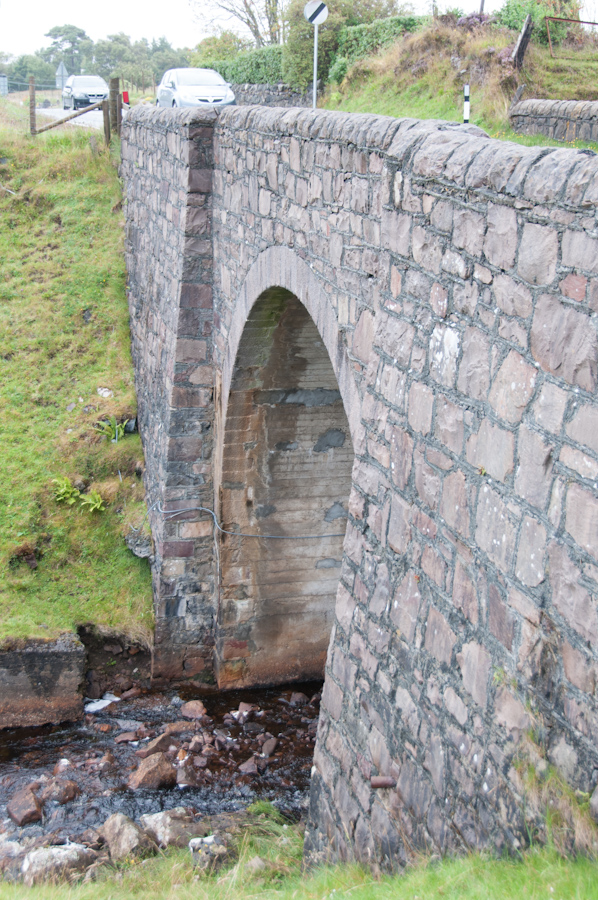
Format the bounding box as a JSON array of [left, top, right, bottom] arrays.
[[323, 23, 598, 150], [0, 804, 597, 899], [0, 100, 153, 645]]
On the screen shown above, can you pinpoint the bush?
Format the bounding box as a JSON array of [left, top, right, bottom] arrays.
[[203, 45, 284, 84], [496, 0, 581, 45], [338, 14, 421, 64], [328, 56, 349, 83]]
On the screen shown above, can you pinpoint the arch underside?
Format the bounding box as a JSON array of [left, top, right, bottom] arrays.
[[217, 289, 354, 687]]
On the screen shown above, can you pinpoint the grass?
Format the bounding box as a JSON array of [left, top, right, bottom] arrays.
[[0, 100, 153, 645], [0, 805, 597, 899], [323, 23, 598, 151]]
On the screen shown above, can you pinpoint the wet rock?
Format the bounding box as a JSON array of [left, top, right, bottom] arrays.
[[164, 720, 193, 734], [135, 733, 172, 759], [244, 722, 262, 734], [290, 692, 309, 706], [139, 807, 208, 848], [7, 786, 43, 827], [39, 779, 80, 805], [0, 836, 23, 874], [128, 752, 176, 790], [180, 700, 207, 719], [53, 758, 71, 775], [189, 834, 231, 873], [99, 813, 157, 861], [115, 731, 138, 743], [121, 687, 141, 700], [176, 765, 205, 787], [262, 737, 278, 757], [21, 843, 97, 886], [188, 735, 205, 753]]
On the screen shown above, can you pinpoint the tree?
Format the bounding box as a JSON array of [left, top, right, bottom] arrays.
[[282, 0, 398, 88], [192, 0, 288, 46], [41, 25, 93, 75], [190, 31, 251, 66], [8, 54, 56, 89]]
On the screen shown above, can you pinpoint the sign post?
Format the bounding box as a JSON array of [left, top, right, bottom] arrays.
[[304, 1, 329, 110]]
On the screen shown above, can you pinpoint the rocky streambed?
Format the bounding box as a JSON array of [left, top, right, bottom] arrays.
[[0, 682, 321, 883]]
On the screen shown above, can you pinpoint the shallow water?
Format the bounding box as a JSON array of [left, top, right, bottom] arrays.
[[0, 682, 321, 841]]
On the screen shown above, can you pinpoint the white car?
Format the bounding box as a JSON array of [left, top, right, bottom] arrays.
[[156, 68, 235, 108]]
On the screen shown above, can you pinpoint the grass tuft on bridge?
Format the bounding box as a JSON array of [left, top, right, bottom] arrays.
[[0, 105, 153, 645]]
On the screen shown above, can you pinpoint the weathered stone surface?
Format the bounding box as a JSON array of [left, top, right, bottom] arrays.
[[424, 607, 456, 665], [21, 844, 96, 886], [548, 542, 598, 644], [457, 327, 490, 401], [457, 641, 491, 708], [493, 274, 532, 318], [483, 203, 517, 269], [0, 634, 85, 729], [180, 699, 207, 719], [429, 325, 460, 387], [100, 813, 158, 860], [128, 752, 177, 790], [531, 295, 597, 391], [135, 733, 173, 759], [489, 351, 537, 424], [565, 483, 598, 557], [517, 224, 558, 285], [467, 420, 514, 482], [515, 516, 546, 587], [514, 426, 554, 511], [476, 486, 517, 570]]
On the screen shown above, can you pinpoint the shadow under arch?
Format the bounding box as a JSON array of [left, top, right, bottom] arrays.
[[215, 278, 356, 688]]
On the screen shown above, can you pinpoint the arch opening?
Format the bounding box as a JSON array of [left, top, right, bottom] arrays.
[[216, 289, 354, 688]]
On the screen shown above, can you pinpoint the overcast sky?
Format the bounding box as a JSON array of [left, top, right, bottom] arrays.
[[2, 0, 597, 57]]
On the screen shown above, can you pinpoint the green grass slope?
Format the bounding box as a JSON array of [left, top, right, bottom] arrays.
[[0, 105, 153, 644], [323, 22, 598, 149]]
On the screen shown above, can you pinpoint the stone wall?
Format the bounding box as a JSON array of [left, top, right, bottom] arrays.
[[121, 105, 598, 864], [510, 98, 598, 143], [231, 84, 310, 107]]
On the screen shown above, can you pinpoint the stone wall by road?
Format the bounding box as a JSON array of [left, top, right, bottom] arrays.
[[510, 98, 598, 143], [121, 105, 598, 865], [231, 83, 310, 107]]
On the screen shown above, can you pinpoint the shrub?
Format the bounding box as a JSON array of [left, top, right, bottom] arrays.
[[204, 45, 284, 84], [328, 55, 349, 83], [338, 14, 421, 64], [496, 0, 581, 45]]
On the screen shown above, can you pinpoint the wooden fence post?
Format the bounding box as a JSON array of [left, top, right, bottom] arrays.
[[29, 77, 36, 136], [109, 77, 119, 136], [102, 99, 111, 146], [117, 93, 123, 137]]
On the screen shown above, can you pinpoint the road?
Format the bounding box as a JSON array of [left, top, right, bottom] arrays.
[[36, 107, 104, 130]]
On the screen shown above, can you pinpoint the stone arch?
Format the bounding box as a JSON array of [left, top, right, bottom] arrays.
[[219, 246, 361, 446], [215, 251, 360, 687]]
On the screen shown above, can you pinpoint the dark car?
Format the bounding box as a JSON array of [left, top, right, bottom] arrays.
[[62, 75, 109, 110]]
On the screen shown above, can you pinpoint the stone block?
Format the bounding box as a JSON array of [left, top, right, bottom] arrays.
[[475, 485, 518, 571], [424, 607, 457, 665], [562, 228, 598, 274], [483, 203, 517, 269], [452, 559, 478, 624], [515, 516, 546, 587], [560, 273, 587, 302], [390, 571, 421, 642], [435, 399, 464, 454], [562, 639, 596, 693], [489, 350, 537, 424], [487, 583, 514, 650], [532, 382, 568, 434], [566, 404, 598, 455], [494, 687, 529, 742], [457, 641, 491, 708], [565, 483, 598, 558], [531, 294, 597, 391], [440, 469, 470, 537], [492, 273, 532, 318], [560, 445, 598, 481], [457, 326, 490, 401], [517, 223, 558, 285], [514, 426, 554, 511], [453, 207, 486, 258], [429, 325, 460, 387], [430, 282, 448, 318], [467, 420, 514, 482], [408, 382, 434, 435], [444, 686, 468, 725]]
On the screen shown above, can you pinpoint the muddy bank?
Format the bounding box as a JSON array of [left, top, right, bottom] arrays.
[[0, 682, 320, 854]]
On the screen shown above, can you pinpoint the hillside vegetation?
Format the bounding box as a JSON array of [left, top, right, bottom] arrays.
[[0, 102, 153, 644], [323, 21, 598, 144]]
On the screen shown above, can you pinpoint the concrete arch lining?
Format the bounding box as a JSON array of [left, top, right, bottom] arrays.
[[220, 246, 361, 448]]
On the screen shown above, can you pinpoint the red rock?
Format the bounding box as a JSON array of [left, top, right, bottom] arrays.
[[371, 776, 396, 788], [135, 733, 172, 759], [261, 738, 278, 757], [289, 692, 309, 706], [7, 786, 43, 826], [180, 700, 206, 719], [115, 731, 138, 743], [121, 687, 142, 700], [39, 779, 80, 805], [128, 752, 176, 790], [163, 720, 193, 734]]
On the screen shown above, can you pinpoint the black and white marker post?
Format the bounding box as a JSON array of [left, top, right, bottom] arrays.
[[304, 0, 329, 110], [463, 83, 470, 124]]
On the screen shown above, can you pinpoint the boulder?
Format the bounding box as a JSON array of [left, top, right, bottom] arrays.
[[289, 692, 309, 706], [7, 786, 43, 827], [39, 779, 80, 805], [99, 813, 157, 861], [238, 756, 259, 775], [21, 844, 96, 886], [180, 700, 207, 719], [128, 752, 176, 790], [139, 807, 208, 848]]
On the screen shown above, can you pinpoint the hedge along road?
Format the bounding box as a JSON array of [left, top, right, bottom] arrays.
[[35, 107, 104, 130]]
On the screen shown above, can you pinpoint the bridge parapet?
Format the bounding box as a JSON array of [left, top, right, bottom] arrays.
[[122, 104, 598, 864]]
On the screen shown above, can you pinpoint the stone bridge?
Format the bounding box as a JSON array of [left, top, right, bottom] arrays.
[[121, 105, 598, 865]]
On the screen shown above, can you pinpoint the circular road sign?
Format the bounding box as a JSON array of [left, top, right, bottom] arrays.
[[304, 0, 329, 24]]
